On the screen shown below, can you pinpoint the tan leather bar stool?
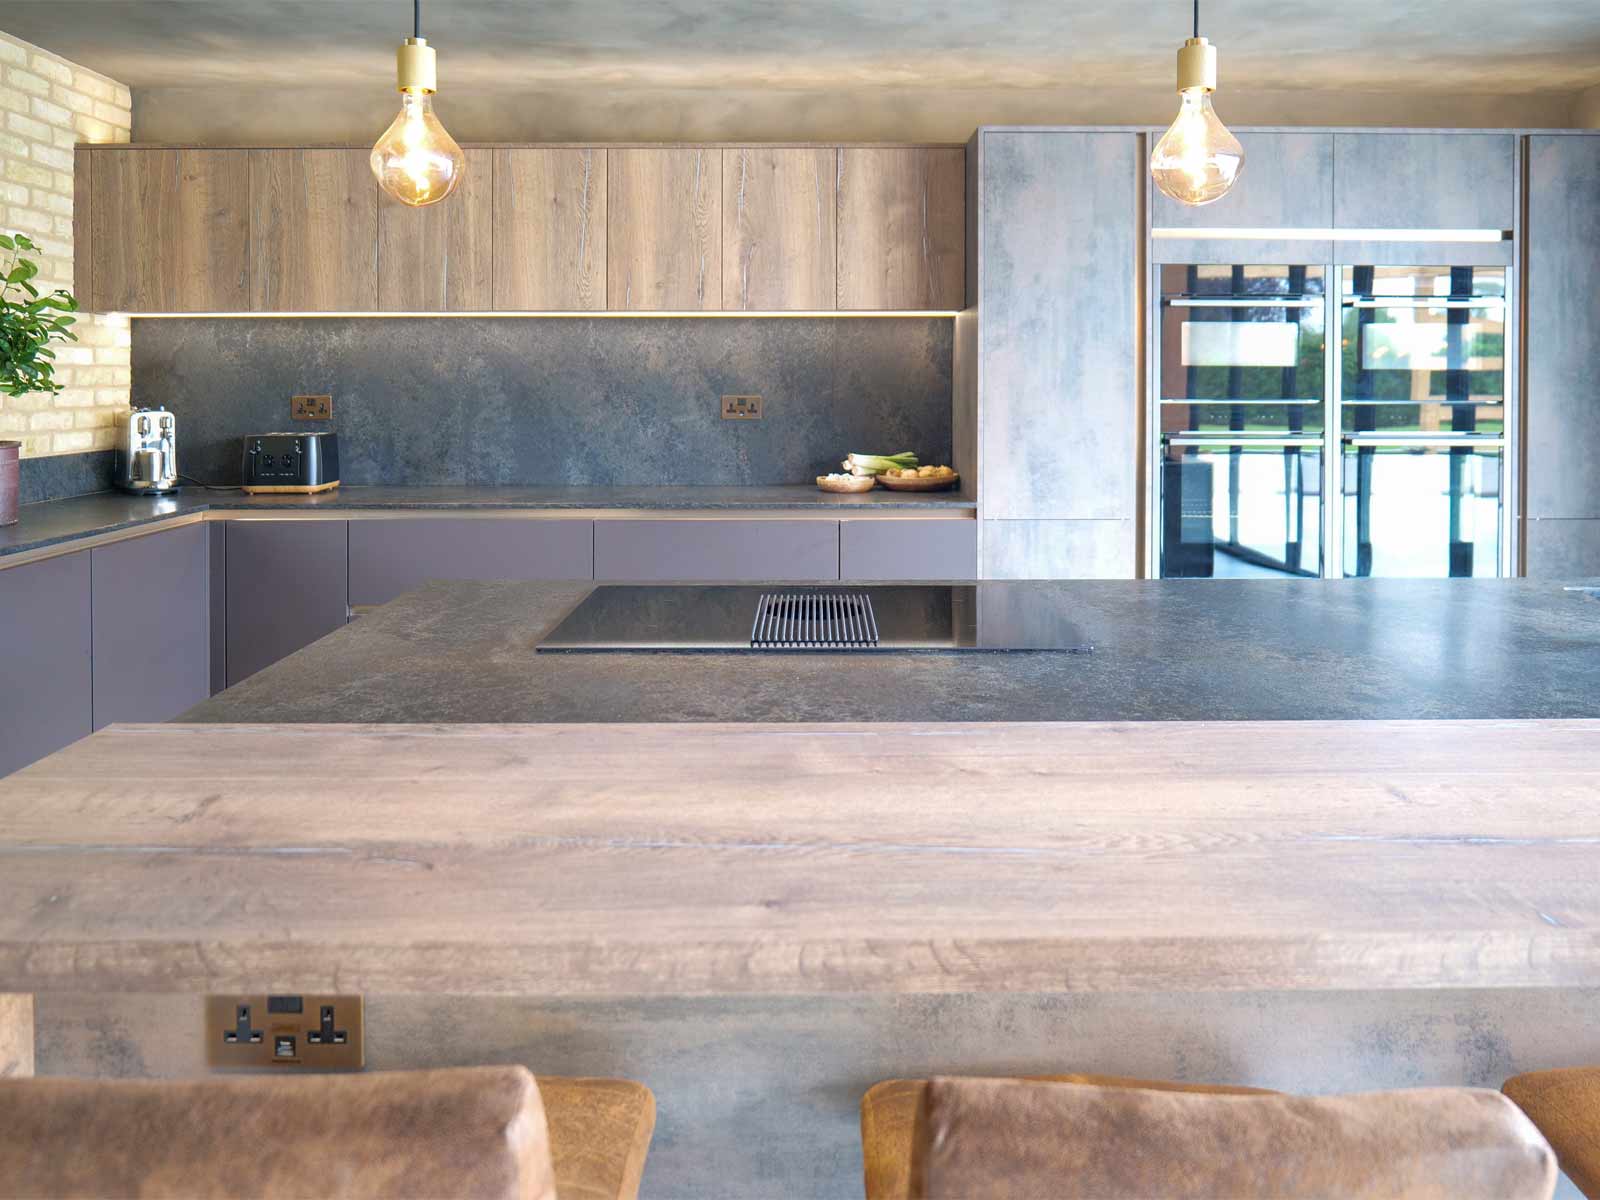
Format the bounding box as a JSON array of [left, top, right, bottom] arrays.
[[0, 1066, 656, 1200], [894, 1076, 1555, 1199], [862, 1073, 1272, 1200], [1504, 1066, 1600, 1198]]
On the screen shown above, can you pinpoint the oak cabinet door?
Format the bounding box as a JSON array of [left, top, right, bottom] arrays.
[[85, 147, 250, 312], [249, 149, 378, 311], [722, 148, 836, 311], [493, 148, 606, 310], [379, 147, 493, 311], [837, 148, 964, 311], [608, 148, 720, 311]]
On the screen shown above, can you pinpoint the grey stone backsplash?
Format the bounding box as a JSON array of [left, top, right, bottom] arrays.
[[131, 318, 952, 487]]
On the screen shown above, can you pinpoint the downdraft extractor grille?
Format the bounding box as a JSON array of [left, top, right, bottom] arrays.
[[751, 591, 880, 649]]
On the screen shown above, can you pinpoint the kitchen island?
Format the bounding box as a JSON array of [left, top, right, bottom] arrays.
[[8, 579, 1600, 1199]]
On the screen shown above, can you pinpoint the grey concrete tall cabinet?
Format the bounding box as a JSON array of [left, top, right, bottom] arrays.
[[1526, 134, 1600, 577], [968, 129, 1141, 578]]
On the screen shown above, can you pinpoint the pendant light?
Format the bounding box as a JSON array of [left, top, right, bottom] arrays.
[[371, 0, 466, 207], [1150, 0, 1244, 207]]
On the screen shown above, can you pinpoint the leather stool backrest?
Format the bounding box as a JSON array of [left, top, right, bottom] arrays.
[[0, 1065, 553, 1200], [910, 1077, 1558, 1200]]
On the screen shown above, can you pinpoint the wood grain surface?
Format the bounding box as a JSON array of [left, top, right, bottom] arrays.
[[2, 720, 1598, 998], [0, 995, 32, 1078], [837, 148, 965, 310], [87, 148, 250, 312], [248, 149, 378, 311], [607, 149, 720, 311], [721, 148, 836, 310], [493, 149, 606, 311], [378, 148, 493, 312]]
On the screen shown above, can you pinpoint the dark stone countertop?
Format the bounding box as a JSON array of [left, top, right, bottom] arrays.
[[0, 484, 974, 559], [181, 577, 1600, 724]]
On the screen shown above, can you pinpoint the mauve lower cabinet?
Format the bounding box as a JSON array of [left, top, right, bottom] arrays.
[[0, 552, 92, 777], [90, 522, 210, 729], [225, 520, 351, 686], [348, 517, 593, 605]]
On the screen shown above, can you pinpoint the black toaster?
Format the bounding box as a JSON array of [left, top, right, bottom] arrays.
[[241, 431, 340, 494]]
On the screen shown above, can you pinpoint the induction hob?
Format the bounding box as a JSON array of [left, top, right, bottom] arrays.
[[536, 586, 1095, 653]]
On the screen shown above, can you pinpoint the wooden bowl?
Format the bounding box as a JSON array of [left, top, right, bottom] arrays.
[[817, 474, 877, 494], [877, 472, 959, 492]]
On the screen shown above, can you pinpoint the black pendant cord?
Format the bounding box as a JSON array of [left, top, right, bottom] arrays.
[[1193, 0, 1200, 38], [414, 0, 421, 39]]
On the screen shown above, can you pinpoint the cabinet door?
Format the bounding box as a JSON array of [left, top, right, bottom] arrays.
[[837, 148, 964, 310], [225, 521, 349, 686], [1333, 134, 1515, 231], [1149, 132, 1333, 265], [1527, 135, 1600, 533], [722, 148, 836, 310], [0, 552, 91, 776], [839, 518, 977, 580], [349, 518, 593, 605], [86, 148, 250, 312], [493, 148, 606, 310], [249, 149, 378, 311], [91, 524, 210, 727], [594, 519, 838, 582], [378, 147, 493, 311], [979, 132, 1138, 528], [607, 149, 720, 311]]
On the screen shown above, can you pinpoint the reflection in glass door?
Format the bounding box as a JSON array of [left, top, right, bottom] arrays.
[[1157, 265, 1326, 579], [1339, 266, 1506, 577]]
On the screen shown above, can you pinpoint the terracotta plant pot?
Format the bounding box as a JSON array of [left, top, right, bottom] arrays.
[[0, 441, 17, 527]]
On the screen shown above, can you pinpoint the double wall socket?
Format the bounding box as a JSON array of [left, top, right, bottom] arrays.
[[721, 394, 762, 420], [291, 394, 333, 421], [206, 994, 364, 1071]]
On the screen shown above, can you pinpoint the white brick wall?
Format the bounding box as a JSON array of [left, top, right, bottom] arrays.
[[0, 30, 130, 458]]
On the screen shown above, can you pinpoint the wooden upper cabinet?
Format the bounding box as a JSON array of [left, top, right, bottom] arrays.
[[248, 149, 378, 311], [608, 148, 720, 311], [493, 148, 605, 310], [83, 148, 250, 312], [837, 148, 964, 311], [722, 148, 836, 311], [378, 148, 493, 311]]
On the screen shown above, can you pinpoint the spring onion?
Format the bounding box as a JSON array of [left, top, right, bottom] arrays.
[[843, 451, 919, 476]]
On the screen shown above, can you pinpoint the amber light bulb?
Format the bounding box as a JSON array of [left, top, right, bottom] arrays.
[[371, 27, 465, 209], [372, 88, 465, 207]]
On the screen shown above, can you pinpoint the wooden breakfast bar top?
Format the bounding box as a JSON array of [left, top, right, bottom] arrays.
[[2, 718, 1599, 999]]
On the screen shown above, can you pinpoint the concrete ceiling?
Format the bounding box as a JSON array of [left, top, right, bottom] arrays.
[[8, 0, 1600, 96]]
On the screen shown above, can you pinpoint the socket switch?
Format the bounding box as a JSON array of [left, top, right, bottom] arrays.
[[291, 394, 333, 421], [721, 394, 762, 420], [207, 993, 364, 1070]]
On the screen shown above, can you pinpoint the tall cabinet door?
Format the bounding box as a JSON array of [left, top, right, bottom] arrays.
[[722, 148, 837, 311], [91, 524, 210, 727], [1525, 134, 1600, 577], [225, 521, 350, 686], [978, 131, 1139, 578], [378, 147, 494, 311], [493, 148, 607, 311], [608, 149, 720, 311], [837, 148, 964, 310], [249, 149, 379, 311], [0, 552, 91, 776], [85, 148, 250, 312]]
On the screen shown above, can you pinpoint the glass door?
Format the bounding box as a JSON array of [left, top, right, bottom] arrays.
[[1338, 266, 1507, 577], [1157, 265, 1327, 578]]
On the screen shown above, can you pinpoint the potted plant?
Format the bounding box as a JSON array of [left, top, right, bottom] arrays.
[[0, 232, 79, 525]]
